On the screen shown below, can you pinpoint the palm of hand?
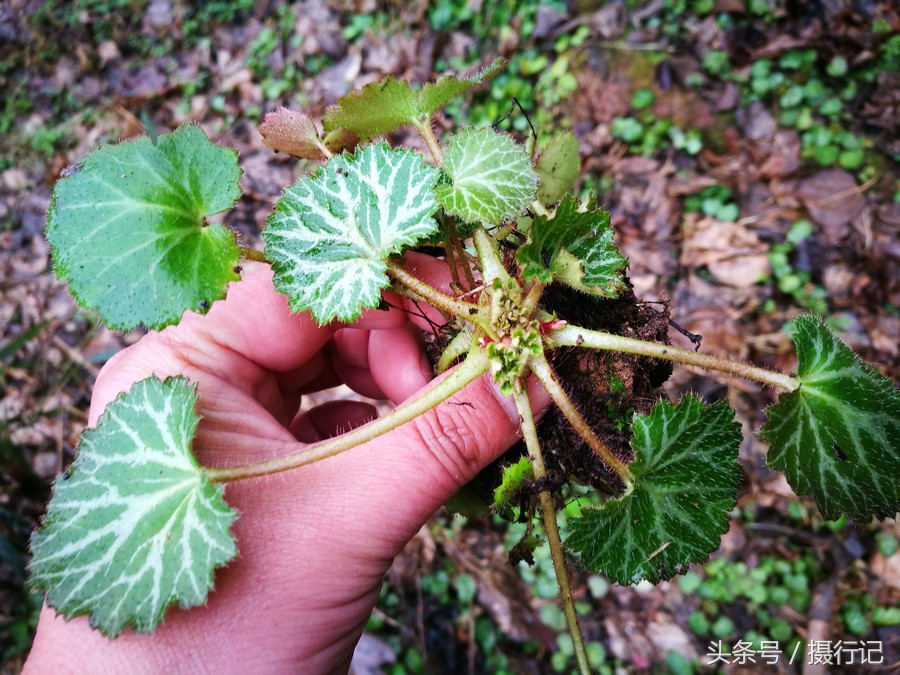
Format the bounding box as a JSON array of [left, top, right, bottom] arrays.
[[27, 261, 545, 673]]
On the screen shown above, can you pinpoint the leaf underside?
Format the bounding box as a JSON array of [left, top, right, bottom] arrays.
[[263, 142, 440, 323], [535, 132, 580, 205], [517, 195, 627, 297], [567, 397, 742, 585], [761, 315, 900, 521], [259, 108, 326, 160], [46, 125, 242, 331], [30, 376, 237, 637], [322, 58, 506, 144], [436, 127, 538, 226]]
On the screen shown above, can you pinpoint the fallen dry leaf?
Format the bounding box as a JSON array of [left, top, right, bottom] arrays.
[[680, 216, 770, 287], [796, 169, 867, 244], [756, 129, 801, 178]]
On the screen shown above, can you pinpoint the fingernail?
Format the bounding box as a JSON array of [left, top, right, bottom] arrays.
[[419, 352, 434, 382], [487, 377, 521, 426]]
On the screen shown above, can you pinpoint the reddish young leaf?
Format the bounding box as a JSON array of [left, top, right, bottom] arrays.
[[259, 108, 327, 160]]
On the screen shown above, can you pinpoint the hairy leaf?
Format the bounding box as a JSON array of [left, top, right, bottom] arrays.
[[263, 143, 440, 323], [535, 132, 580, 205], [436, 127, 538, 226], [47, 126, 242, 331], [420, 58, 507, 115], [761, 315, 900, 521], [323, 59, 505, 143], [259, 108, 326, 160], [30, 377, 237, 637], [323, 78, 421, 144], [567, 397, 742, 585], [493, 456, 533, 508], [517, 195, 627, 297]]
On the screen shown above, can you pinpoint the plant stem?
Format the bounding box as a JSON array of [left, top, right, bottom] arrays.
[[239, 247, 268, 263], [385, 261, 490, 333], [205, 349, 490, 483], [313, 138, 333, 160], [530, 351, 634, 488], [414, 116, 444, 166], [447, 218, 476, 290], [547, 325, 800, 391], [444, 238, 463, 290], [472, 227, 510, 285], [513, 385, 591, 675], [521, 281, 544, 316]]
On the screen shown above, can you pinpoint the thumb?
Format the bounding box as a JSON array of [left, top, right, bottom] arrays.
[[341, 369, 553, 548]]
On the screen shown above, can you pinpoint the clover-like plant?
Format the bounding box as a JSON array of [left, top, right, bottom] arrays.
[[33, 60, 899, 671]]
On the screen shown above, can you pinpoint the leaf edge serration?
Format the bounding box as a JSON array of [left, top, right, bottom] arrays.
[[566, 395, 743, 585], [760, 314, 900, 521], [29, 375, 238, 637], [263, 141, 441, 324], [436, 126, 538, 226]]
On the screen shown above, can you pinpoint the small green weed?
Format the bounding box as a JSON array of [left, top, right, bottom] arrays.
[[611, 114, 702, 156], [765, 219, 828, 315], [747, 46, 881, 173], [182, 0, 256, 40], [683, 185, 739, 222], [432, 0, 583, 136], [678, 554, 815, 649], [609, 80, 703, 157]]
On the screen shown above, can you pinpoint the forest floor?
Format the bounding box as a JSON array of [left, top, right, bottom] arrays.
[[1, 1, 898, 673]]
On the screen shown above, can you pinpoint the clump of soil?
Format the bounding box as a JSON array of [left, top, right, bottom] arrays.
[[536, 281, 673, 496], [442, 277, 675, 522]]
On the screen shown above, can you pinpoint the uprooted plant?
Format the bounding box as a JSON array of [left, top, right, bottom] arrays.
[[32, 59, 899, 672]]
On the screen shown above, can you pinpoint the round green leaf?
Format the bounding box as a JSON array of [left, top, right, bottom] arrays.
[[436, 127, 538, 226], [47, 126, 242, 331], [263, 142, 440, 323], [322, 59, 506, 144], [322, 77, 421, 144], [420, 58, 507, 116], [30, 376, 238, 637]]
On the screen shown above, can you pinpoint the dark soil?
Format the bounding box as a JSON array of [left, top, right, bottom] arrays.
[[539, 281, 673, 495]]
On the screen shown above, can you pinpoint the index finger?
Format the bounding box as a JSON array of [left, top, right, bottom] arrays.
[[89, 262, 334, 422]]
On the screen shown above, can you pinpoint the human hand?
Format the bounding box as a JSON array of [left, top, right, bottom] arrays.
[[25, 258, 550, 674]]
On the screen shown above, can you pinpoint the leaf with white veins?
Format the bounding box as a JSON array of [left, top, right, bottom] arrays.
[[436, 127, 537, 226], [263, 142, 441, 323], [761, 315, 900, 521], [567, 396, 742, 585], [30, 376, 237, 637]]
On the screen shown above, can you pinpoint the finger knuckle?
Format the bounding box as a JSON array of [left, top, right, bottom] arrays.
[[409, 403, 484, 479]]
